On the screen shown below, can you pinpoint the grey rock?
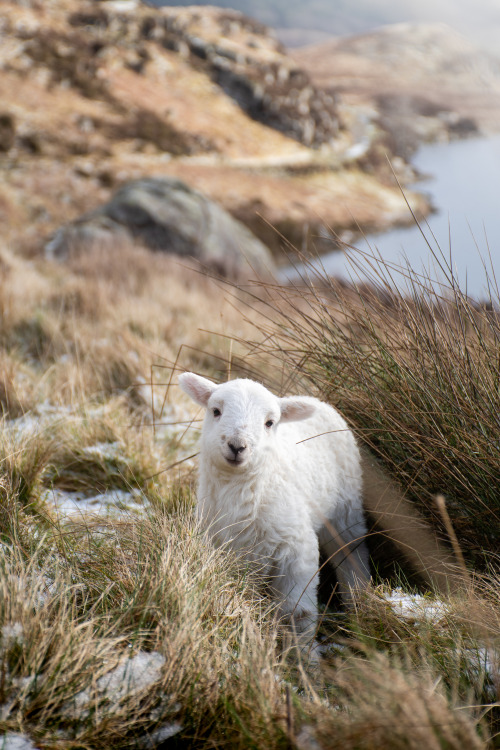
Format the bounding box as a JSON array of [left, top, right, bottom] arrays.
[[46, 177, 275, 280]]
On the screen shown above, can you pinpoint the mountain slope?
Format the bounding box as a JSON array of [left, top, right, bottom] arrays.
[[293, 23, 500, 156], [0, 0, 429, 259]]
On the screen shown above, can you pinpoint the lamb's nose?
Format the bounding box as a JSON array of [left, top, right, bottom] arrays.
[[228, 440, 246, 456]]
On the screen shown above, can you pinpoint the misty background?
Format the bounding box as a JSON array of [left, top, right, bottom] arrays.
[[148, 0, 500, 52]]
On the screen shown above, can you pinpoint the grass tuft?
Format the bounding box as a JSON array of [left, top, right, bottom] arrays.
[[235, 244, 500, 565]]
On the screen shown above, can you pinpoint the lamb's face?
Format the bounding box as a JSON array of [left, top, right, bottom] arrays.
[[179, 373, 317, 472], [204, 379, 281, 469]]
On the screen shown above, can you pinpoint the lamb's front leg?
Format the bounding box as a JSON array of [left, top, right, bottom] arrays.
[[271, 534, 320, 656]]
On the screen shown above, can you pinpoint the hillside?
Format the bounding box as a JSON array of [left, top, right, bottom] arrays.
[[293, 23, 500, 156], [0, 0, 429, 262]]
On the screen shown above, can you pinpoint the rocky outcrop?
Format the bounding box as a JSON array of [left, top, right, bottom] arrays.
[[46, 177, 276, 280], [119, 6, 339, 148], [61, 4, 340, 148]]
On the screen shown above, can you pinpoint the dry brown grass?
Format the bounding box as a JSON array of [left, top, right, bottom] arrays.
[[310, 650, 487, 750], [0, 502, 294, 749], [0, 242, 258, 407], [0, 239, 497, 748]]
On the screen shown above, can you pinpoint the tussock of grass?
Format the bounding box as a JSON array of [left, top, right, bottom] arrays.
[[41, 400, 158, 494], [236, 246, 500, 564], [309, 650, 487, 750], [0, 508, 291, 749], [350, 584, 499, 702], [0, 354, 36, 418], [0, 425, 56, 518]]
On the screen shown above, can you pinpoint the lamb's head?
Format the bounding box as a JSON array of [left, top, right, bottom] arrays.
[[179, 373, 316, 471]]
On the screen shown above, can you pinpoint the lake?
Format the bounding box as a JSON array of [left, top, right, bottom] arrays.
[[285, 135, 500, 301]]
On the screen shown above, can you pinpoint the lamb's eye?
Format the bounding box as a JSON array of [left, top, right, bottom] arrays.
[[213, 408, 221, 418], [265, 419, 274, 429]]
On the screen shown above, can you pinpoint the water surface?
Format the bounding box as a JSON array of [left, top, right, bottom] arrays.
[[289, 135, 500, 300]]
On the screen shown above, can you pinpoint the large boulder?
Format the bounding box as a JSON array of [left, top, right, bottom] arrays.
[[45, 177, 276, 280]]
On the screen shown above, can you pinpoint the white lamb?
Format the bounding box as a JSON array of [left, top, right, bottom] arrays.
[[179, 372, 370, 644]]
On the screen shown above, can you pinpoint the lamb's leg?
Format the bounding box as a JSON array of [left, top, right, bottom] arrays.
[[319, 516, 370, 605], [271, 538, 320, 659]]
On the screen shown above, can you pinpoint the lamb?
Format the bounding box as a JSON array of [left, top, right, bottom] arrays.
[[178, 372, 370, 644]]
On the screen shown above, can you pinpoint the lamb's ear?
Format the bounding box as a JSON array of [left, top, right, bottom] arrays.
[[279, 397, 316, 423], [178, 372, 217, 407]]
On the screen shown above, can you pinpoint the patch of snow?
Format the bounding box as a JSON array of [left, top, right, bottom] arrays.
[[383, 589, 499, 700], [65, 651, 166, 720], [1, 623, 24, 649], [4, 402, 70, 439], [43, 487, 148, 518], [1, 675, 39, 719], [0, 541, 12, 556], [35, 402, 71, 417], [345, 140, 370, 161], [82, 441, 123, 461], [4, 402, 115, 442], [465, 645, 499, 700], [97, 651, 165, 701], [474, 646, 497, 676], [295, 725, 322, 750], [101, 0, 138, 11], [147, 400, 201, 476], [138, 722, 183, 748], [11, 675, 37, 692], [382, 588, 448, 623], [135, 376, 163, 417], [151, 402, 201, 442], [32, 575, 58, 610], [0, 733, 39, 750], [148, 697, 182, 723], [5, 414, 44, 440]]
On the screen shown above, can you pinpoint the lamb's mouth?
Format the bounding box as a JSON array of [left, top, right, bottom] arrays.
[[224, 455, 246, 466]]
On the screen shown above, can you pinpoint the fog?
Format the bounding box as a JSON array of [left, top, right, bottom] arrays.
[[154, 0, 500, 53], [355, 0, 500, 52]]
